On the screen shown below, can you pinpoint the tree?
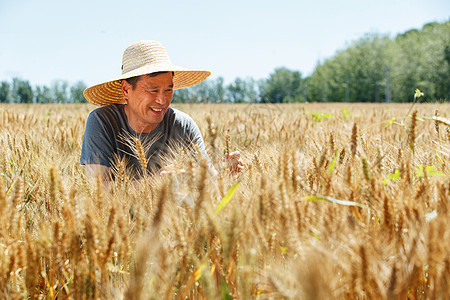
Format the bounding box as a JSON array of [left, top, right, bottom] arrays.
[[0, 81, 10, 103], [306, 34, 391, 102], [243, 77, 259, 102], [256, 79, 267, 103], [70, 81, 87, 103], [12, 78, 33, 103], [172, 88, 192, 103], [34, 85, 52, 103], [50, 80, 69, 103], [306, 21, 449, 102], [263, 67, 304, 103], [210, 77, 225, 103], [226, 77, 247, 103], [390, 21, 449, 101], [195, 80, 214, 103]]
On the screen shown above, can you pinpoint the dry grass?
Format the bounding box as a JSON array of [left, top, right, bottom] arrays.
[[0, 102, 449, 299]]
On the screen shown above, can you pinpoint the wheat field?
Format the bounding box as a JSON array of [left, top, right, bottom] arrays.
[[0, 102, 449, 299]]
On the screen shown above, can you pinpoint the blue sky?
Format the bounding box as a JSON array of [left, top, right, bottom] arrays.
[[0, 0, 448, 87]]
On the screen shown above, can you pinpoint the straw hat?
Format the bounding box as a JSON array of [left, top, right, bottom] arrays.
[[83, 40, 211, 106]]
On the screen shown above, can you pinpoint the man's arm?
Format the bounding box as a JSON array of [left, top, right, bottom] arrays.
[[80, 108, 117, 182], [84, 164, 111, 181]]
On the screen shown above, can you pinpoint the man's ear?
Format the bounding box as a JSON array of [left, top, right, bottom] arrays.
[[121, 80, 130, 99]]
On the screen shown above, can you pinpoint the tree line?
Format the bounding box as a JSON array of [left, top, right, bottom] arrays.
[[172, 68, 306, 103], [177, 20, 449, 103], [306, 20, 449, 102], [1, 21, 448, 104], [178, 20, 448, 103], [0, 71, 304, 104], [0, 79, 87, 104]]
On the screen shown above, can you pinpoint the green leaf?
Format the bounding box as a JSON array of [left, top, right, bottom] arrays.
[[416, 165, 444, 178], [327, 149, 339, 174], [383, 170, 400, 185], [387, 170, 400, 181], [280, 246, 287, 254], [7, 179, 16, 195], [304, 195, 365, 208], [385, 117, 396, 127], [414, 89, 424, 100], [415, 164, 424, 178], [220, 279, 233, 300], [311, 228, 320, 239], [215, 179, 241, 215], [425, 165, 435, 173], [425, 165, 444, 177], [310, 111, 335, 121], [342, 108, 350, 119]]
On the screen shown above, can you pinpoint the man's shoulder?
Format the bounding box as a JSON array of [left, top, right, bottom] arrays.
[[85, 104, 127, 133], [90, 104, 123, 117], [163, 107, 202, 140], [88, 104, 125, 124], [166, 107, 194, 124]]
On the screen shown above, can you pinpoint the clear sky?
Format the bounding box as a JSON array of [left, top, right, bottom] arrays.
[[0, 0, 449, 87]]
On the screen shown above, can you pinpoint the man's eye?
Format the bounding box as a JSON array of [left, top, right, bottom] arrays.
[[166, 89, 173, 93]]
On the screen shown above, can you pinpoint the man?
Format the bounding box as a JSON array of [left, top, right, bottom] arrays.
[[80, 40, 242, 179]]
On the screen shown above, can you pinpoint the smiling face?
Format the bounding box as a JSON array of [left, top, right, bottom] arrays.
[[121, 72, 174, 133]]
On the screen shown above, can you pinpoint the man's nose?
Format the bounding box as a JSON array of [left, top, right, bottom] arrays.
[[155, 91, 166, 105]]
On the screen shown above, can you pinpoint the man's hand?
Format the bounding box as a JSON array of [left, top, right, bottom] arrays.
[[224, 151, 244, 173], [159, 164, 186, 175]]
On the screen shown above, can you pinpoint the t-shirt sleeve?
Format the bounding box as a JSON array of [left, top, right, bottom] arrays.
[[79, 110, 115, 167], [182, 115, 211, 162]]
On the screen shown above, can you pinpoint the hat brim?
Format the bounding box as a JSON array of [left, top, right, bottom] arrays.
[[84, 64, 211, 106]]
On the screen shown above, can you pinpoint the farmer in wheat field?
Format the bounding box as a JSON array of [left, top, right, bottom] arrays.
[[80, 40, 243, 180]]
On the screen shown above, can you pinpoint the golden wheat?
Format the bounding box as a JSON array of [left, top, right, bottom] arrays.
[[0, 102, 448, 299]]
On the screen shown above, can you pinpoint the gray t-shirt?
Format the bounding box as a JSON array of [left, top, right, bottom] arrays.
[[80, 104, 209, 177]]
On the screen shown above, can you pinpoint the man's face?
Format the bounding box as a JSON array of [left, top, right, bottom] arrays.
[[122, 72, 174, 133]]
